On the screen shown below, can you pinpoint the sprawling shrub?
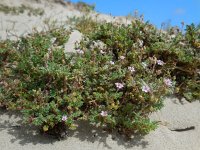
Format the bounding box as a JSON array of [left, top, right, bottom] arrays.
[[0, 20, 199, 139], [0, 29, 81, 137], [77, 47, 173, 135], [78, 20, 200, 101]]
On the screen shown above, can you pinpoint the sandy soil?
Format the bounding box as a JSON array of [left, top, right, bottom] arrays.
[[0, 0, 130, 40], [0, 97, 199, 150], [0, 0, 200, 150]]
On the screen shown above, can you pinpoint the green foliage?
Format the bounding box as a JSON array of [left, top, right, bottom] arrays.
[[0, 4, 44, 16], [0, 29, 76, 132], [79, 21, 200, 101], [0, 20, 199, 139], [71, 16, 99, 34], [74, 1, 95, 13], [76, 48, 172, 135]]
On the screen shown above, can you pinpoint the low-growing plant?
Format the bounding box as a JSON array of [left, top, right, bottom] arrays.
[[75, 1, 95, 13], [0, 35, 173, 138], [71, 16, 99, 34], [0, 29, 76, 138], [76, 48, 174, 135], [66, 0, 95, 13], [78, 21, 200, 101], [0, 19, 199, 139]]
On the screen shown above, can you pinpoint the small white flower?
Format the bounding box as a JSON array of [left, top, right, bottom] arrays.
[[157, 60, 165, 66], [128, 66, 135, 73], [119, 56, 125, 60], [100, 111, 108, 117], [170, 34, 176, 39], [110, 61, 115, 65], [115, 82, 124, 90], [76, 49, 84, 54], [138, 40, 143, 47], [164, 78, 173, 87], [100, 50, 106, 54], [48, 48, 51, 52], [62, 115, 68, 121], [142, 85, 151, 93]]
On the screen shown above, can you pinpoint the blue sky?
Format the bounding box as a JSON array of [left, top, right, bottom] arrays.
[[70, 0, 200, 28]]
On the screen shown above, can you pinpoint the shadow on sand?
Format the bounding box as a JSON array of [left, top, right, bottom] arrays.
[[0, 108, 148, 149]]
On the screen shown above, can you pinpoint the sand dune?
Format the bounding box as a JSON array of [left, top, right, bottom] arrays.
[[0, 1, 199, 149]]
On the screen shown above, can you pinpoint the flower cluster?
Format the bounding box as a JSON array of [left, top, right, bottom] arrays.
[[100, 111, 108, 117], [62, 115, 68, 121], [164, 78, 173, 87], [142, 85, 151, 93], [115, 82, 124, 90], [128, 66, 135, 73], [157, 60, 165, 66]]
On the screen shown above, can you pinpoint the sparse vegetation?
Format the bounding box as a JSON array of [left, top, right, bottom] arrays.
[[68, 16, 99, 34], [0, 4, 44, 16], [75, 1, 95, 13], [66, 0, 95, 13]]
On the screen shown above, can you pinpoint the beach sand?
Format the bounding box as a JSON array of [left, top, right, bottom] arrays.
[[1, 97, 199, 150], [0, 1, 199, 149]]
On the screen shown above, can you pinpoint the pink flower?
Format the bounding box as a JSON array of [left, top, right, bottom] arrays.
[[62, 115, 68, 121], [157, 60, 165, 66], [142, 85, 151, 93], [100, 111, 108, 117], [76, 49, 84, 54], [110, 61, 115, 65], [128, 66, 135, 73], [164, 78, 172, 87], [119, 56, 125, 60], [115, 82, 124, 90]]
